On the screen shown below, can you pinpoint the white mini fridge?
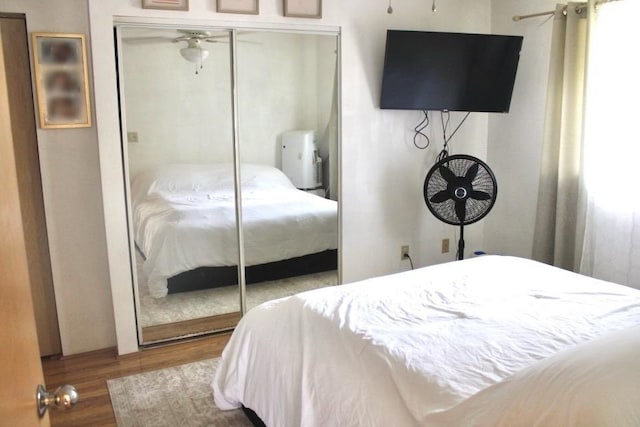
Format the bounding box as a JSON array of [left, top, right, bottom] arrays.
[[281, 130, 323, 190]]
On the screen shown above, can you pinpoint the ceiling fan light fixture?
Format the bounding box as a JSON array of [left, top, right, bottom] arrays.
[[180, 46, 209, 63]]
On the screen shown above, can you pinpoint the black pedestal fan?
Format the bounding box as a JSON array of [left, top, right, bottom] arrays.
[[423, 154, 497, 260]]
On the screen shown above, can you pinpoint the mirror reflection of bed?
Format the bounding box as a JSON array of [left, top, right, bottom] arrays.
[[118, 27, 340, 344]]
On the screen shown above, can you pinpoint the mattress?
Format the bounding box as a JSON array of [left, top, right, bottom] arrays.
[[212, 256, 640, 426], [131, 163, 338, 298]]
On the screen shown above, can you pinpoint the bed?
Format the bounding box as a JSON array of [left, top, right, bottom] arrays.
[[212, 255, 640, 426], [131, 163, 338, 298]]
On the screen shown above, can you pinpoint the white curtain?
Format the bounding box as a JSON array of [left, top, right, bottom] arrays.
[[579, 0, 640, 289], [533, 3, 588, 271], [319, 57, 339, 201]]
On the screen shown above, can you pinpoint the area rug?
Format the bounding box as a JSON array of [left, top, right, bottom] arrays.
[[107, 358, 252, 427]]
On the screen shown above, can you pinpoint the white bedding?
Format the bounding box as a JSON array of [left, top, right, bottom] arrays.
[[131, 164, 337, 298], [424, 325, 640, 426], [212, 256, 640, 426]]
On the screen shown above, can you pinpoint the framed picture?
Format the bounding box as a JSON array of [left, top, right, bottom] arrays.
[[141, 0, 189, 10], [284, 0, 322, 18], [217, 0, 259, 15], [31, 33, 91, 129]]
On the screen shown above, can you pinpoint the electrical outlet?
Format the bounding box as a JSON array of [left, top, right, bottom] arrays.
[[401, 245, 410, 260], [441, 238, 450, 253]]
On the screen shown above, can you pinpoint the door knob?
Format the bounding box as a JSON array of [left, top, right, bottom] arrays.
[[36, 384, 79, 417]]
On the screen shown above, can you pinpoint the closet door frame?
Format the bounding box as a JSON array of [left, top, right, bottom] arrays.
[[229, 29, 247, 315], [113, 25, 143, 344], [109, 16, 341, 352]]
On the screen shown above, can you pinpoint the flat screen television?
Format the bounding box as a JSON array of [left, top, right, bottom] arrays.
[[380, 30, 524, 113]]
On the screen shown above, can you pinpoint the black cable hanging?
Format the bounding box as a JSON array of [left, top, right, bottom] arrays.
[[437, 110, 470, 162], [413, 110, 430, 149]]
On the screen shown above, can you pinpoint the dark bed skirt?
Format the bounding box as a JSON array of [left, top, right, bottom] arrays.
[[242, 406, 267, 427], [166, 249, 338, 294]]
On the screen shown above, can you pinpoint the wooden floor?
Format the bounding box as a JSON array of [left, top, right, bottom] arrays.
[[42, 332, 232, 427]]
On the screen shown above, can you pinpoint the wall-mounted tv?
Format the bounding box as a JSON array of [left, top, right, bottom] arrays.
[[380, 30, 523, 113]]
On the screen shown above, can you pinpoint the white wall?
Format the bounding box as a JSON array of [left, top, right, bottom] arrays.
[[1, 0, 504, 355], [339, 1, 491, 282], [0, 0, 115, 355], [485, 0, 557, 257], [89, 0, 492, 354]]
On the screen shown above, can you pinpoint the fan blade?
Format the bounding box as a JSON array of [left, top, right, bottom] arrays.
[[206, 39, 261, 45], [470, 190, 491, 200], [455, 200, 467, 223], [438, 165, 457, 184], [465, 163, 479, 182], [172, 35, 193, 43], [429, 190, 450, 204], [122, 37, 174, 45]]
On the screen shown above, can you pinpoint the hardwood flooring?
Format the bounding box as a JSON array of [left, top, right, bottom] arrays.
[[42, 332, 232, 427]]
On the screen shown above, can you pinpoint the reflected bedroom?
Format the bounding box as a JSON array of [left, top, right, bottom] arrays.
[[117, 26, 340, 344]]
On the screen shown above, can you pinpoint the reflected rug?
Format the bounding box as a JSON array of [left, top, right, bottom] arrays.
[[107, 358, 252, 427], [137, 244, 337, 328]]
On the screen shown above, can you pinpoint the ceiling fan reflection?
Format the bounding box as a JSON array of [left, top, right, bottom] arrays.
[[122, 29, 259, 74]]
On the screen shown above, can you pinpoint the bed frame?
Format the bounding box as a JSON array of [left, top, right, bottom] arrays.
[[166, 249, 337, 294]]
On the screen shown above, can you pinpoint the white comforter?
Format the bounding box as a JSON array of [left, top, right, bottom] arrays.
[[131, 164, 337, 298], [212, 256, 640, 426]]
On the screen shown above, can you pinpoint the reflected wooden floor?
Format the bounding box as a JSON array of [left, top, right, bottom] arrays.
[[142, 311, 240, 343], [42, 332, 231, 427]]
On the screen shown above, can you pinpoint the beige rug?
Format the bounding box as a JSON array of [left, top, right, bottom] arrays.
[[138, 270, 337, 327], [107, 358, 252, 427]]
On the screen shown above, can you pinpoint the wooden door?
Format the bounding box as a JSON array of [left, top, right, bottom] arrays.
[[0, 17, 50, 427], [0, 14, 61, 356]]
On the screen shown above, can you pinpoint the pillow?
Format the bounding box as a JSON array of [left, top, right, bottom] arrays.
[[424, 325, 640, 426], [130, 163, 294, 206], [240, 164, 296, 191]]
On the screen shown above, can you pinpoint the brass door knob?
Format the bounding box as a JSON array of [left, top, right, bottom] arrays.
[[36, 384, 79, 417]]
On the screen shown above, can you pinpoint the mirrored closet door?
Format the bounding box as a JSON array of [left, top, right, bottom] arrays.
[[236, 30, 339, 310], [116, 25, 340, 345]]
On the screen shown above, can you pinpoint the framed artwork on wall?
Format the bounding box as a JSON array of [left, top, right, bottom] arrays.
[[141, 0, 189, 10], [284, 0, 322, 18], [217, 0, 259, 15], [31, 32, 92, 129]]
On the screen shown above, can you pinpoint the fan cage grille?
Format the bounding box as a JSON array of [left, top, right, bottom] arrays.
[[424, 156, 497, 226]]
